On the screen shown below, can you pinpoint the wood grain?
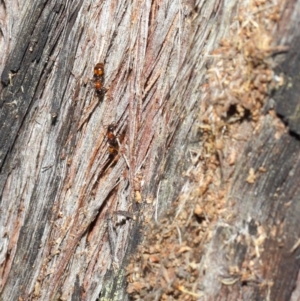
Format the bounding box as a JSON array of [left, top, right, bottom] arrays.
[[0, 0, 299, 300]]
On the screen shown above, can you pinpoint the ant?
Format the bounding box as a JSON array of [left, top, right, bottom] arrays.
[[107, 124, 119, 156], [93, 63, 106, 94], [105, 124, 130, 167]]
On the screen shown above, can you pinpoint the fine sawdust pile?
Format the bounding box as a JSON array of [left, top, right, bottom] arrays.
[[126, 0, 285, 300]]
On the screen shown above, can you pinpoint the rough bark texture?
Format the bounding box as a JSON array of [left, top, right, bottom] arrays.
[[0, 0, 299, 301]]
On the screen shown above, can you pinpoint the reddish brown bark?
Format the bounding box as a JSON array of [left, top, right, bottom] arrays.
[[0, 0, 299, 300]]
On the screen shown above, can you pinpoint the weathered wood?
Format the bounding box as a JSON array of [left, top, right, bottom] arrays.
[[0, 0, 205, 299], [1, 0, 299, 300], [275, 37, 300, 136], [126, 1, 300, 301]]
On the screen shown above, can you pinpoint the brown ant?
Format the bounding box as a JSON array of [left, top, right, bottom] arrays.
[[93, 63, 106, 94], [107, 124, 119, 156]]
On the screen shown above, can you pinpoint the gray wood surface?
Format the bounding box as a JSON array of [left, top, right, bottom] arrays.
[[0, 0, 299, 300]]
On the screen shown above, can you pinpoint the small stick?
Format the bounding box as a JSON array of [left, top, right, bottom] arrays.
[[114, 210, 136, 220], [106, 213, 116, 258]]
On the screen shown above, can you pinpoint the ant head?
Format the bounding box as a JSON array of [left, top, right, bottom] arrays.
[[107, 124, 116, 132], [107, 124, 115, 132]]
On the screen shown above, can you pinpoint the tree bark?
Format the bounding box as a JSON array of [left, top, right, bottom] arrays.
[[0, 0, 299, 301]]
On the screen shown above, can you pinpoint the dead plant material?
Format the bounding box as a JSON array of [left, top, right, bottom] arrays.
[[127, 0, 286, 300]]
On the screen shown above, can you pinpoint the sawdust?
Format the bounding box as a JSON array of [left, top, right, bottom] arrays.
[[126, 0, 286, 299]]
